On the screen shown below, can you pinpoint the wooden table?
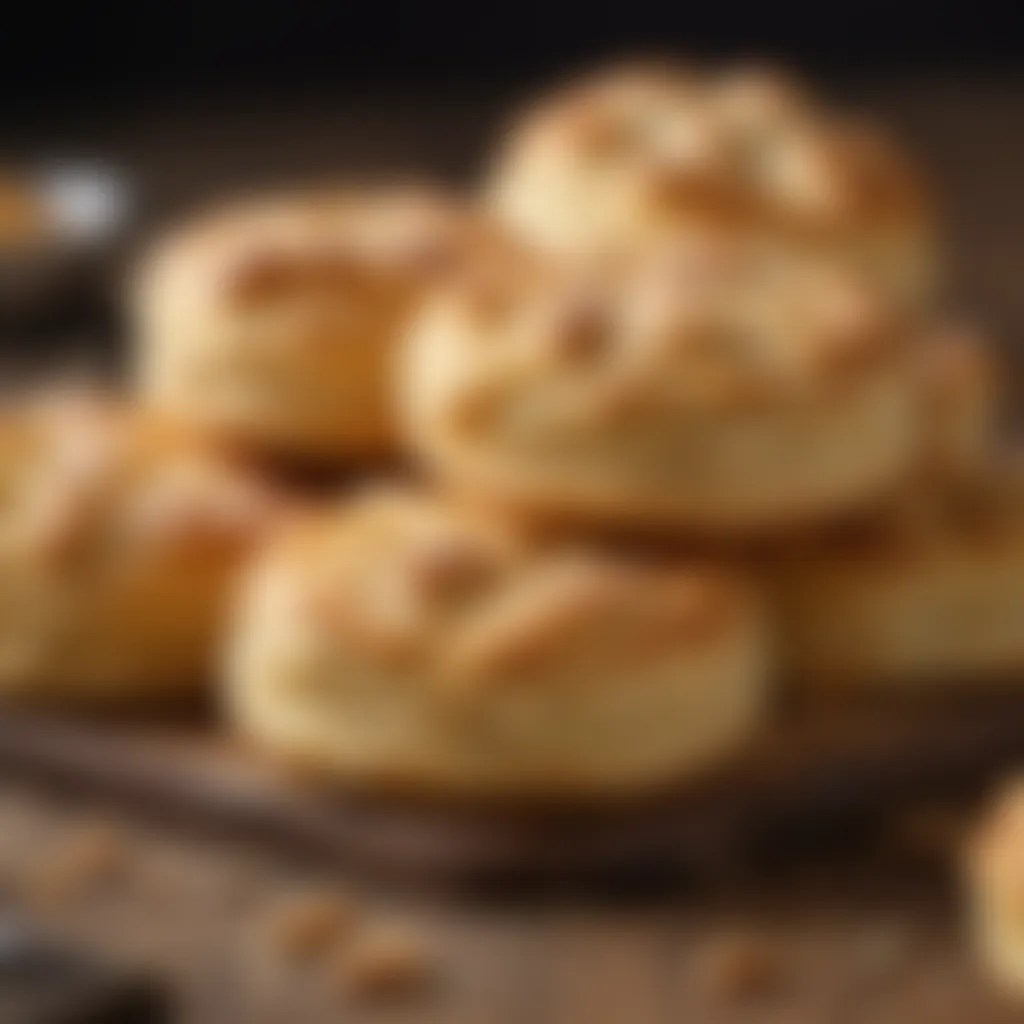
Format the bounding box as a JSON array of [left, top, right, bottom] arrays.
[[4, 777, 1024, 1024], [1, 75, 1022, 1023], [0, 778, 1019, 1024]]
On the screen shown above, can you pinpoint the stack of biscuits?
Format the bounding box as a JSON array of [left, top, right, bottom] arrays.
[[1, 60, 1019, 807]]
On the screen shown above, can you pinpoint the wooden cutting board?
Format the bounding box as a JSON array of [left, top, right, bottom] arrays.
[[0, 696, 1021, 887]]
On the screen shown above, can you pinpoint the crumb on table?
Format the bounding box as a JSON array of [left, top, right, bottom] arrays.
[[694, 929, 785, 1002], [328, 920, 435, 1001], [26, 820, 128, 906], [262, 889, 358, 962]]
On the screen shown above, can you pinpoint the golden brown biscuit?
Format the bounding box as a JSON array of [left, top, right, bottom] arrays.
[[969, 780, 1024, 997], [135, 186, 508, 464], [912, 321, 999, 487], [778, 460, 1024, 694], [228, 489, 769, 800], [0, 390, 280, 704], [488, 62, 936, 309], [402, 231, 923, 540]]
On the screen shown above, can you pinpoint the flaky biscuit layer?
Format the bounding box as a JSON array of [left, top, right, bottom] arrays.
[[228, 490, 769, 799]]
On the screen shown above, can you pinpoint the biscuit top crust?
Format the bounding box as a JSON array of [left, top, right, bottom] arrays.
[[416, 227, 908, 437], [915, 321, 997, 414], [267, 490, 753, 687], [0, 389, 280, 571], [495, 60, 930, 238], [135, 185, 513, 318], [971, 781, 1024, 908]]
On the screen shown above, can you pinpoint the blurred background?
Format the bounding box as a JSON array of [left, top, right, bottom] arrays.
[[0, 6, 1022, 1021], [2, 0, 1023, 372]]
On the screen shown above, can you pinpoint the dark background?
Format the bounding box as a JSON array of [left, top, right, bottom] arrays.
[[2, 0, 1022, 374], [6, 0, 1022, 193], [4, 0, 1023, 100]]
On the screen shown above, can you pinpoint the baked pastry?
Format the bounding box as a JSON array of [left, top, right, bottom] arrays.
[[969, 780, 1024, 997], [228, 490, 768, 799], [913, 322, 999, 487], [778, 459, 1024, 694], [0, 391, 280, 704], [402, 230, 923, 539], [488, 62, 936, 309], [135, 186, 506, 463]]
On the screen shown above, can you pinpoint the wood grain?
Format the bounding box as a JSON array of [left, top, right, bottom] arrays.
[[0, 695, 1021, 887]]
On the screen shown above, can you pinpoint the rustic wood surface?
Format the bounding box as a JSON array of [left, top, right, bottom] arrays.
[[0, 75, 1022, 1022], [0, 779, 1019, 1024], [0, 699, 1023, 888]]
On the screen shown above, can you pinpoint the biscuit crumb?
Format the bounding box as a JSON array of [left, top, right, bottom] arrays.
[[263, 890, 357, 962], [330, 921, 434, 1000], [28, 821, 126, 905], [694, 931, 783, 1001]]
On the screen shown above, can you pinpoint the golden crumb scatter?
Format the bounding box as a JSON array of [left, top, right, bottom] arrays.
[[262, 890, 358, 962], [694, 931, 784, 1002], [330, 922, 434, 1000], [28, 821, 127, 905]]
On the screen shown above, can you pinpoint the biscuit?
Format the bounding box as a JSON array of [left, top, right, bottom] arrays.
[[913, 322, 999, 487], [778, 459, 1024, 694], [0, 390, 280, 704], [135, 186, 506, 464], [228, 490, 769, 800], [969, 780, 1024, 997], [401, 231, 922, 539], [488, 62, 936, 309]]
